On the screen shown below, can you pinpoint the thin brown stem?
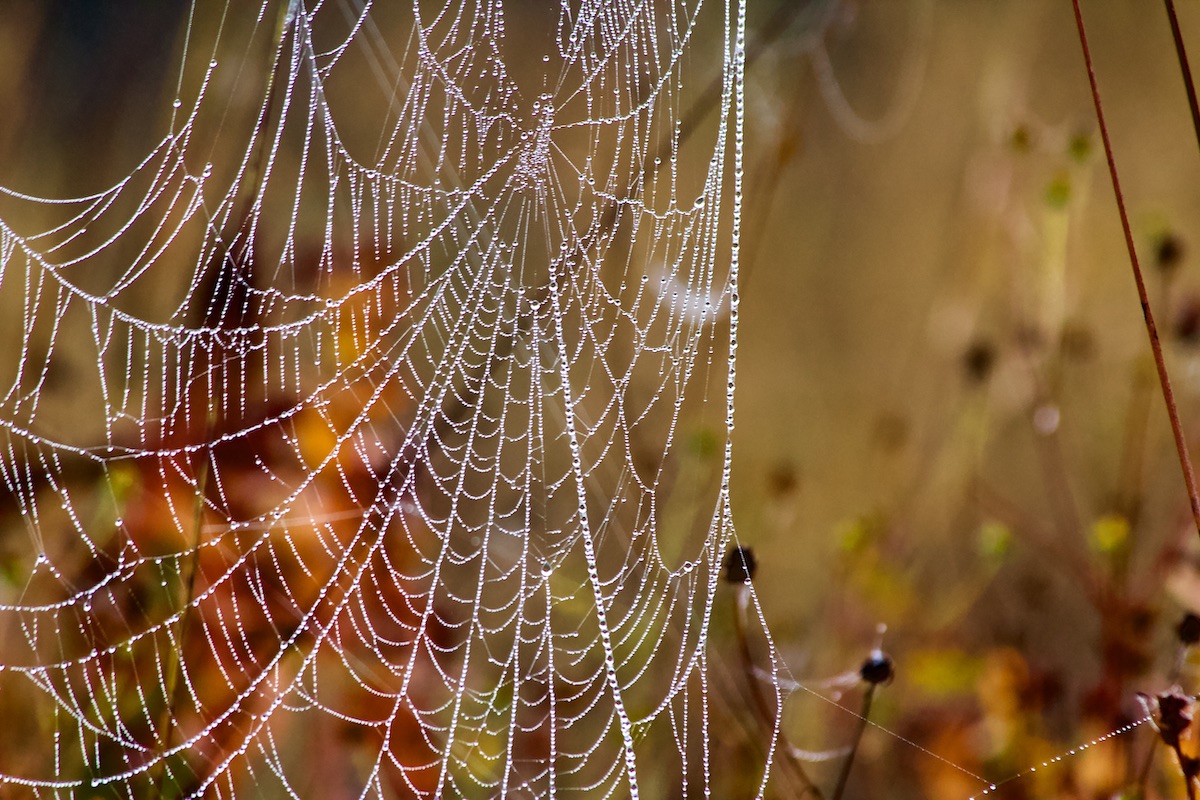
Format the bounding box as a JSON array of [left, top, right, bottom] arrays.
[[1163, 0, 1200, 153], [1070, 0, 1200, 540], [150, 446, 210, 800], [1171, 738, 1199, 800], [831, 684, 876, 800], [1136, 733, 1158, 796], [972, 477, 1101, 598]]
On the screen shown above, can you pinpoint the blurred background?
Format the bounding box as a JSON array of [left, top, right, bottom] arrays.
[[3, 1, 1200, 797]]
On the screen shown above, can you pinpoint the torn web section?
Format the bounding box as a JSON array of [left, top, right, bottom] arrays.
[[0, 0, 753, 798]]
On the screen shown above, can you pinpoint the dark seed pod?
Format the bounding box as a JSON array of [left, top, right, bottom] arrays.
[[1156, 232, 1185, 273], [723, 546, 757, 583], [963, 339, 996, 385], [1155, 689, 1194, 747], [860, 650, 894, 685], [1177, 612, 1200, 646]]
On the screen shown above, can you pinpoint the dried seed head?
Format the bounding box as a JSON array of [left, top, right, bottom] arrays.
[[860, 650, 894, 685], [1178, 612, 1200, 646], [1175, 296, 1200, 344], [1155, 689, 1194, 747], [1010, 124, 1032, 153], [962, 339, 996, 385], [723, 546, 757, 584], [1156, 232, 1185, 273]]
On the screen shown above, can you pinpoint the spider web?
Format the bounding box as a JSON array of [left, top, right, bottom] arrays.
[[0, 0, 772, 797]]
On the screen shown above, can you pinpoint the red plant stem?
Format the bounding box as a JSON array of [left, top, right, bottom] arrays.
[[1070, 0, 1200, 540], [1163, 0, 1200, 152], [1172, 739, 1199, 800]]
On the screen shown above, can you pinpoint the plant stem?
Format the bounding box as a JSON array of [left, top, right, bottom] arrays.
[[1163, 0, 1200, 153], [831, 684, 876, 800], [731, 585, 824, 799], [1070, 0, 1200, 541], [150, 446, 210, 800], [1172, 739, 1199, 800], [1136, 734, 1158, 796]]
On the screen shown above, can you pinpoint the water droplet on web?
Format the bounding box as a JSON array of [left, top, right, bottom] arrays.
[[0, 5, 779, 793]]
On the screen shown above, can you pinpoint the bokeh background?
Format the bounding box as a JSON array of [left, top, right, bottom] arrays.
[[3, 1, 1200, 798]]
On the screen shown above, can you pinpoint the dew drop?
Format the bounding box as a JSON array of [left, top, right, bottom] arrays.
[[172, 99, 182, 108]]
